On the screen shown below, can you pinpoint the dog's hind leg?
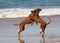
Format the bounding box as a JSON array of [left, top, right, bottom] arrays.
[[18, 30, 20, 40], [40, 24, 46, 37], [18, 25, 25, 39]]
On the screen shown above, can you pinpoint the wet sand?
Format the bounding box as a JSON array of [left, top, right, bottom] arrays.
[[0, 15, 60, 43], [20, 35, 60, 43]]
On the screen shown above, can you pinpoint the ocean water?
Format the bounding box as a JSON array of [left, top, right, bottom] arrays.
[[0, 0, 60, 18], [0, 0, 60, 9]]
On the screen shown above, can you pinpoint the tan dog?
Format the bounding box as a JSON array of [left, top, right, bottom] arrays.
[[31, 8, 51, 36], [16, 9, 42, 39], [15, 8, 51, 39]]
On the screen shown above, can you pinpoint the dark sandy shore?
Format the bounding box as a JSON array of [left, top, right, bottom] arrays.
[[0, 15, 60, 43]]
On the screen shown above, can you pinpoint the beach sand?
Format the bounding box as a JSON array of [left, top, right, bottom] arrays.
[[0, 15, 60, 43]]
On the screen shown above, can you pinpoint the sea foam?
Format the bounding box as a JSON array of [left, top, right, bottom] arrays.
[[0, 8, 60, 18]]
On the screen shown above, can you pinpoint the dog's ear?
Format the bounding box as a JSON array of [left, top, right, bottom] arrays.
[[39, 8, 41, 10], [30, 11, 33, 12], [31, 10, 35, 13], [36, 8, 42, 12]]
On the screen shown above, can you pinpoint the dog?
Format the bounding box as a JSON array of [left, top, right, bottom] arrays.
[[31, 8, 51, 36], [16, 8, 42, 39], [14, 8, 51, 39]]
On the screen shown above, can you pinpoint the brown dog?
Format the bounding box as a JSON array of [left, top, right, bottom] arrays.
[[15, 8, 51, 39], [17, 9, 42, 39], [31, 8, 51, 36]]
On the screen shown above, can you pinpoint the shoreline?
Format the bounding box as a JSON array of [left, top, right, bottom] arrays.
[[0, 8, 60, 18], [0, 15, 60, 19]]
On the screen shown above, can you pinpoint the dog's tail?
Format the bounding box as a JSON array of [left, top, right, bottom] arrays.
[[13, 24, 20, 26], [46, 17, 51, 25]]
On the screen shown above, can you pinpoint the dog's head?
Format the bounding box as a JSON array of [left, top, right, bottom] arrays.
[[36, 8, 41, 12], [30, 8, 42, 16], [31, 8, 41, 13], [30, 10, 36, 15], [31, 10, 36, 13]]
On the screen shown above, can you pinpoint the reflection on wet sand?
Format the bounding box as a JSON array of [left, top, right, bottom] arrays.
[[41, 36, 45, 43], [18, 38, 25, 43], [18, 35, 60, 43], [18, 36, 46, 43]]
